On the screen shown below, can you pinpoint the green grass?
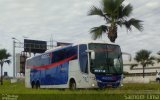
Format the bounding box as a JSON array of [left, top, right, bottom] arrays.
[[0, 80, 160, 100], [0, 80, 160, 94]]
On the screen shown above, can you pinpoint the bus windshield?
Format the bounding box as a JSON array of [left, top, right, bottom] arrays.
[[89, 43, 123, 75]]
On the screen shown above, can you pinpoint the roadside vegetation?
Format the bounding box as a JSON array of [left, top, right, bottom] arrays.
[[134, 50, 155, 78], [0, 80, 160, 94], [0, 49, 11, 85]]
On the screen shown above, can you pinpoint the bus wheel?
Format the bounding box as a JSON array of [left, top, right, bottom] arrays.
[[31, 81, 35, 89], [156, 78, 160, 83], [36, 81, 40, 89], [69, 79, 76, 90]]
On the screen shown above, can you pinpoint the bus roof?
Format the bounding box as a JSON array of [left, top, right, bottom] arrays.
[[45, 45, 73, 53], [26, 41, 119, 60], [74, 40, 117, 45]]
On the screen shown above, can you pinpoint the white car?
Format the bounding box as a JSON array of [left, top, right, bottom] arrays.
[[156, 72, 160, 82]]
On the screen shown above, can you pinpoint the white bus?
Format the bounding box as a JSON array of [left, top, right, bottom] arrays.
[[25, 42, 123, 89]]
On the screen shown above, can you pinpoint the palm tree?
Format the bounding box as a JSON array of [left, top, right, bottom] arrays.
[[88, 0, 143, 42], [0, 49, 11, 85], [156, 51, 160, 63], [134, 50, 155, 78]]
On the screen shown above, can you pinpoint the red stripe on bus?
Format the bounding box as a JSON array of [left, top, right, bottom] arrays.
[[29, 54, 77, 70]]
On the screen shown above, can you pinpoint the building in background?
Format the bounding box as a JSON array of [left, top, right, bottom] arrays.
[[123, 60, 160, 75], [4, 72, 8, 77], [16, 52, 28, 77]]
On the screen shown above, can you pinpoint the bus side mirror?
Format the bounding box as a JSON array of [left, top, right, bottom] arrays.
[[91, 51, 95, 60], [85, 50, 95, 60], [114, 58, 120, 67]]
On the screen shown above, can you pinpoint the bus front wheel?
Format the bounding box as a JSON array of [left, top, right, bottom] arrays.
[[69, 79, 76, 90]]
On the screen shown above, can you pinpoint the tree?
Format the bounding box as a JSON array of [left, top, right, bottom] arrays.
[[88, 0, 143, 42], [134, 50, 155, 78], [0, 49, 11, 85], [156, 51, 160, 63]]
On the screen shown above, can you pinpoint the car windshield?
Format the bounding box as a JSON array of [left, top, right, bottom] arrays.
[[89, 43, 123, 75]]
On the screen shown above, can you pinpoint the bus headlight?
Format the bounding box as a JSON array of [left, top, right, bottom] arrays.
[[92, 83, 95, 87]]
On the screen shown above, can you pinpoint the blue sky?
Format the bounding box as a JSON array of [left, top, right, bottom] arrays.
[[0, 0, 160, 76]]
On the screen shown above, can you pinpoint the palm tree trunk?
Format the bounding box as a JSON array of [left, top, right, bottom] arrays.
[[1, 66, 3, 85], [107, 25, 117, 43], [143, 65, 145, 78]]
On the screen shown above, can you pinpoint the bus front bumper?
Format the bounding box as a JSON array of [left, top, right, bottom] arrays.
[[96, 80, 120, 88]]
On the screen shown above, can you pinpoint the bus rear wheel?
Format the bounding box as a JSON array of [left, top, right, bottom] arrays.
[[69, 80, 76, 90], [156, 79, 160, 83], [31, 81, 35, 89], [36, 81, 40, 89]]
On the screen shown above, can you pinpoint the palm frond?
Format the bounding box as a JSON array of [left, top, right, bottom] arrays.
[[121, 4, 133, 18], [146, 60, 154, 66], [88, 6, 111, 22], [102, 0, 115, 15], [157, 51, 160, 63], [122, 18, 143, 31], [102, 0, 124, 16], [0, 49, 7, 60], [157, 51, 160, 55], [130, 64, 138, 70], [135, 50, 151, 62], [90, 25, 108, 40], [149, 56, 155, 60], [147, 56, 155, 66], [88, 6, 104, 17], [0, 49, 11, 65], [116, 20, 124, 27], [114, 0, 124, 13], [135, 49, 155, 67], [4, 60, 11, 65], [157, 58, 160, 63]]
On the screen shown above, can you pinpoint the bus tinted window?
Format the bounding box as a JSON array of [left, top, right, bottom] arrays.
[[52, 50, 66, 63], [79, 44, 88, 73], [51, 46, 77, 63]]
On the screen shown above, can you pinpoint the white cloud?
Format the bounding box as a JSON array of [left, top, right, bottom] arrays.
[[146, 1, 160, 9]]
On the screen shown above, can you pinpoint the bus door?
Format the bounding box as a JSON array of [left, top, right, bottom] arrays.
[[79, 44, 89, 87]]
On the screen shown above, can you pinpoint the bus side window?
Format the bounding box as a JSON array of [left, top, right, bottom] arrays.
[[79, 44, 88, 74], [52, 49, 66, 63], [41, 54, 50, 66]]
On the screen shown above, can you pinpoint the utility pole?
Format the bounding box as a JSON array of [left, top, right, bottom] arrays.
[[12, 38, 16, 78]]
